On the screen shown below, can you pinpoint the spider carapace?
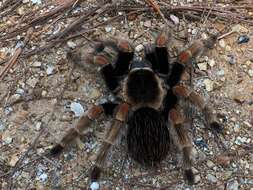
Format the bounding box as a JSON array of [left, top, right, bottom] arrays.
[[49, 29, 222, 185]]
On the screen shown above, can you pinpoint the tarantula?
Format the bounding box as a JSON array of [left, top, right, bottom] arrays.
[[49, 29, 222, 186]]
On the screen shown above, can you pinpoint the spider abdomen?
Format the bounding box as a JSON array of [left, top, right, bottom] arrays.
[[127, 107, 170, 166]]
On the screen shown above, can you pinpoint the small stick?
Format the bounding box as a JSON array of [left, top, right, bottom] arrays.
[[0, 27, 33, 80], [145, 0, 172, 27]]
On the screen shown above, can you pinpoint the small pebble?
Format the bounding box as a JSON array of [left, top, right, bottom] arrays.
[[208, 59, 215, 67], [4, 107, 13, 115], [170, 14, 179, 25], [195, 175, 201, 183], [46, 65, 54, 75], [206, 160, 215, 168], [217, 69, 225, 76], [198, 62, 207, 71], [219, 39, 226, 48], [143, 20, 152, 27], [203, 79, 214, 91], [227, 180, 239, 190], [227, 55, 236, 65], [194, 138, 208, 150], [105, 26, 112, 33], [3, 137, 13, 144], [38, 173, 48, 182], [207, 174, 218, 183], [135, 44, 144, 52], [192, 28, 198, 35], [90, 182, 99, 190], [248, 69, 253, 77], [234, 123, 240, 132], [41, 90, 47, 97], [35, 122, 42, 131], [0, 122, 6, 131], [70, 102, 84, 117], [16, 88, 24, 95], [32, 0, 42, 4], [237, 35, 250, 44], [67, 41, 76, 49], [32, 61, 42, 67]]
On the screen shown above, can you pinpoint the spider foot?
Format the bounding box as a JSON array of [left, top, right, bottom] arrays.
[[50, 144, 64, 157], [90, 165, 101, 182], [210, 121, 223, 134], [184, 169, 195, 185]]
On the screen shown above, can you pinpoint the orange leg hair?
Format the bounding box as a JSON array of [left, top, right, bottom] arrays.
[[50, 105, 104, 156], [168, 108, 194, 184], [172, 85, 222, 132], [90, 103, 129, 182]]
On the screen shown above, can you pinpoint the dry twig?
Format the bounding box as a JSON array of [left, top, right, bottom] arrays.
[[0, 27, 34, 80]]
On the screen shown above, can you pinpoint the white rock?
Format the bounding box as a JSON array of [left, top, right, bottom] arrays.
[[192, 28, 198, 35], [219, 39, 226, 48], [203, 79, 214, 91], [38, 173, 48, 182], [105, 26, 112, 33], [135, 44, 144, 52], [248, 69, 253, 77], [90, 182, 99, 190], [208, 59, 215, 67], [201, 33, 208, 39], [16, 88, 24, 95], [70, 102, 84, 117], [170, 14, 179, 25], [31, 0, 42, 4], [217, 69, 225, 76], [198, 62, 207, 71], [207, 174, 218, 183], [195, 174, 201, 183], [32, 61, 42, 67], [46, 65, 54, 75], [3, 137, 13, 145], [67, 41, 76, 49], [206, 160, 215, 168], [35, 122, 42, 131], [143, 20, 152, 27], [41, 90, 47, 97], [227, 180, 239, 190]]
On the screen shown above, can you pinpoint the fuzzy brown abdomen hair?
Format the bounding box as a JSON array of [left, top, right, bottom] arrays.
[[127, 107, 170, 165]]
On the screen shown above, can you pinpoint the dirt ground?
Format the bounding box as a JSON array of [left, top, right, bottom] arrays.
[[0, 0, 253, 190]]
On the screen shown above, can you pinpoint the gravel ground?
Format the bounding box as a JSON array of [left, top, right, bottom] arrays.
[[0, 0, 253, 189]]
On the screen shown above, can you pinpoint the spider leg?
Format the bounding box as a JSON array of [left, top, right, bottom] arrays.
[[98, 40, 134, 92], [90, 103, 129, 182], [145, 29, 170, 75], [172, 85, 223, 133], [167, 35, 217, 88], [168, 108, 194, 184], [49, 102, 119, 156]]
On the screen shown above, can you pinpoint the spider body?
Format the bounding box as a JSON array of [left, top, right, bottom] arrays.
[[49, 29, 222, 186]]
